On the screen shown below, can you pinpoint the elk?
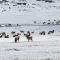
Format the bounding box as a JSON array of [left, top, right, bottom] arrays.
[[24, 33, 32, 42], [39, 31, 45, 35], [48, 30, 54, 34], [15, 36, 20, 43]]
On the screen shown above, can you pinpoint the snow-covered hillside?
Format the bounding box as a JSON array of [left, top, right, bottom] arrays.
[[0, 0, 60, 60], [0, 0, 60, 24]]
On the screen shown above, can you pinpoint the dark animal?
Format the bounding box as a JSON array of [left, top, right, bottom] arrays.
[[5, 35, 9, 38], [11, 31, 15, 34], [31, 31, 34, 34], [17, 3, 26, 5], [20, 30, 24, 33], [48, 30, 54, 34], [0, 34, 2, 38], [13, 5, 17, 6], [2, 32, 6, 36], [27, 31, 30, 36], [24, 34, 32, 42], [15, 36, 19, 43], [39, 31, 45, 35], [0, 32, 6, 38], [23, 3, 26, 5], [13, 32, 21, 37], [47, 23, 50, 25], [13, 34, 18, 37], [45, 0, 54, 3]]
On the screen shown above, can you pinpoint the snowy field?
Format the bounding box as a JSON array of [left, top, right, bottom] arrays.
[[0, 0, 60, 60], [0, 0, 60, 24], [0, 25, 60, 60]]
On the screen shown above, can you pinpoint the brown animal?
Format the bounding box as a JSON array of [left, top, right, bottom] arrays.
[[39, 31, 45, 35], [11, 31, 15, 34], [13, 34, 18, 37], [15, 36, 20, 43], [2, 32, 6, 36], [13, 32, 21, 37], [48, 30, 54, 34], [0, 34, 2, 38], [5, 35, 9, 38], [24, 34, 32, 42], [27, 31, 30, 36], [31, 31, 34, 34], [20, 30, 24, 33]]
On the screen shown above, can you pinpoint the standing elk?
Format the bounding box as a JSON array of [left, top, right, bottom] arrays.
[[15, 36, 20, 43], [24, 34, 33, 42], [13, 33, 21, 43]]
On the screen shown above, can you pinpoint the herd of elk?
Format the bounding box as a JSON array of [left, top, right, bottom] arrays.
[[0, 30, 55, 43]]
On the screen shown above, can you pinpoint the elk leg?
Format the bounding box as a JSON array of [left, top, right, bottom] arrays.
[[15, 39, 17, 43], [31, 38, 33, 42]]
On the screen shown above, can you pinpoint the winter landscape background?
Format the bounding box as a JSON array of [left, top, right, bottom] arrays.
[[0, 0, 60, 60], [0, 0, 60, 24]]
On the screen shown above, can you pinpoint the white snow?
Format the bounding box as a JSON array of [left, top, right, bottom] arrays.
[[0, 36, 60, 60], [0, 25, 60, 60], [0, 0, 60, 60], [0, 0, 60, 24]]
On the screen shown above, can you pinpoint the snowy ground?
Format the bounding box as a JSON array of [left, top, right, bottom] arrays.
[[0, 25, 60, 60], [0, 0, 60, 60], [0, 0, 60, 24], [0, 35, 60, 60]]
